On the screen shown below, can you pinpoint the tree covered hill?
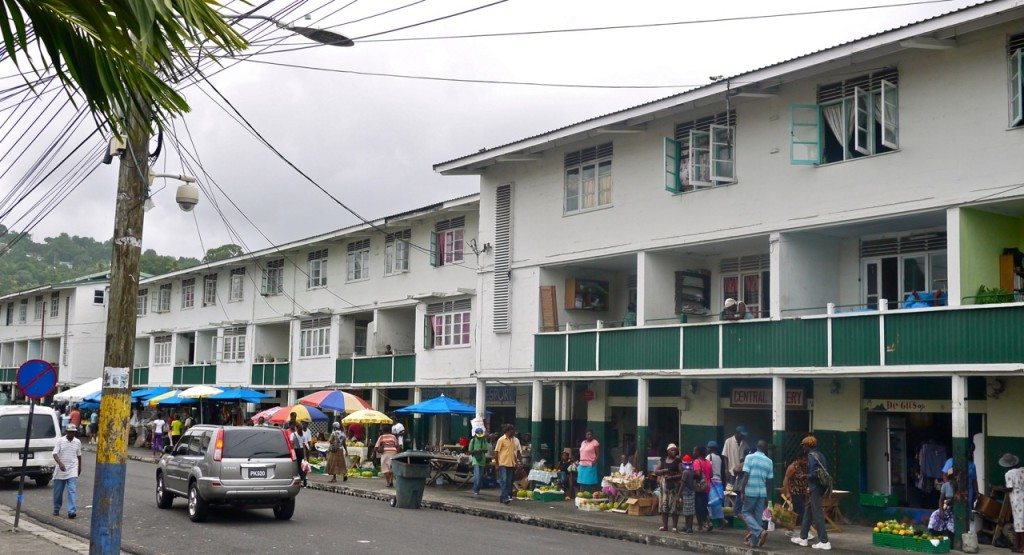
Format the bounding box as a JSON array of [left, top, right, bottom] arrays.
[[0, 225, 242, 296]]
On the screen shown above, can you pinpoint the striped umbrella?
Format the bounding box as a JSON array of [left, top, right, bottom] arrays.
[[297, 390, 370, 414], [250, 406, 285, 424], [268, 403, 328, 425]]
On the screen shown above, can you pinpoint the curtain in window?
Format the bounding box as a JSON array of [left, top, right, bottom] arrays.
[[821, 103, 848, 145]]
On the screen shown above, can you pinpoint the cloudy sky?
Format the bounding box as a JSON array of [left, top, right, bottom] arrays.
[[0, 0, 978, 258]]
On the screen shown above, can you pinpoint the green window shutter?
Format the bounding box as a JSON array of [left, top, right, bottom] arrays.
[[1011, 48, 1023, 127], [429, 230, 438, 267], [423, 314, 434, 349], [663, 137, 681, 193], [880, 79, 898, 149], [790, 104, 821, 165]]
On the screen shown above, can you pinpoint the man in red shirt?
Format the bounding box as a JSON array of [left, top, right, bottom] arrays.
[[69, 406, 81, 437]]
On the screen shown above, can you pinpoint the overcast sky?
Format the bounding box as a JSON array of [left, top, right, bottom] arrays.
[[0, 0, 978, 258]]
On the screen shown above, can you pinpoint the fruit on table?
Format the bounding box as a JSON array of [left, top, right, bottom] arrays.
[[360, 471, 373, 477]]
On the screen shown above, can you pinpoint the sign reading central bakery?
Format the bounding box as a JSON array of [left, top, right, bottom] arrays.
[[730, 388, 805, 408]]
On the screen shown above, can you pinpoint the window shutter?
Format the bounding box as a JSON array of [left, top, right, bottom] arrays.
[[423, 314, 434, 349], [492, 184, 513, 333], [1011, 49, 1023, 127], [663, 137, 682, 193], [688, 130, 711, 186], [790, 104, 821, 165], [853, 86, 872, 156], [709, 125, 736, 183], [880, 79, 899, 149], [429, 230, 439, 267]]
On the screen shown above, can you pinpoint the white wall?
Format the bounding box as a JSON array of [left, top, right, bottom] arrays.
[[778, 233, 841, 316]]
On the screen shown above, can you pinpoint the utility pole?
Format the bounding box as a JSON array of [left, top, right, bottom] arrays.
[[89, 100, 150, 554]]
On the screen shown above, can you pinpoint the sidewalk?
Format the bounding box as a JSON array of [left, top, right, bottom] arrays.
[[0, 502, 89, 554], [100, 445, 996, 554]]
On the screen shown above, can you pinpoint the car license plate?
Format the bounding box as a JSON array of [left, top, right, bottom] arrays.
[[18, 452, 34, 460], [247, 468, 268, 479]]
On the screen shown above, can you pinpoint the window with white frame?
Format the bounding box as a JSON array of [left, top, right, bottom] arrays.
[[181, 278, 195, 309], [221, 326, 246, 361], [425, 299, 471, 348], [860, 232, 947, 309], [430, 217, 465, 267], [34, 295, 43, 320], [347, 239, 370, 281], [261, 259, 284, 296], [385, 230, 411, 275], [136, 288, 148, 317], [154, 283, 171, 313], [93, 289, 104, 305], [563, 142, 613, 214], [18, 299, 27, 323], [50, 292, 59, 318], [1009, 33, 1024, 128], [154, 335, 172, 365], [720, 255, 770, 319], [229, 268, 245, 302], [299, 317, 331, 357], [307, 249, 328, 288], [790, 68, 899, 165], [203, 274, 217, 306], [665, 111, 736, 193]]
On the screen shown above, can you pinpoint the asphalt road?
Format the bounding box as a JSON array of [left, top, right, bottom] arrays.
[[2, 452, 686, 554]]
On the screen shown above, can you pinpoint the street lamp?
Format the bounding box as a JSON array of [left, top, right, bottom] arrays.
[[230, 14, 354, 47]]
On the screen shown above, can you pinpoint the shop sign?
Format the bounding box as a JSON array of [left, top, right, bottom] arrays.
[[581, 389, 595, 402], [864, 399, 951, 413], [730, 388, 805, 408], [486, 386, 516, 406]]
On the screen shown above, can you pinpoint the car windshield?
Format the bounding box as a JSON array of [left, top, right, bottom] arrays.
[[223, 429, 290, 459], [0, 413, 57, 440]]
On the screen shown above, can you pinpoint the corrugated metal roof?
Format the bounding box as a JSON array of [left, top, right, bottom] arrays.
[[434, 0, 1003, 171]]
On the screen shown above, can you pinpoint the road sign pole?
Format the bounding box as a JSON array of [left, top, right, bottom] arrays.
[[12, 400, 35, 528]]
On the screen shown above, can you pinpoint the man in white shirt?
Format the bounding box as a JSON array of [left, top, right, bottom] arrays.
[[721, 426, 749, 483], [52, 424, 83, 518]]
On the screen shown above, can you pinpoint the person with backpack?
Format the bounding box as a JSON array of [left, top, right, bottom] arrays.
[[791, 435, 832, 551], [692, 445, 712, 532]]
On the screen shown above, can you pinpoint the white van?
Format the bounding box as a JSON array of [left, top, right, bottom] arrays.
[[0, 405, 61, 486]]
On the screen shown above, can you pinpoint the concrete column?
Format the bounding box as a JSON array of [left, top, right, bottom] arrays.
[[769, 232, 782, 320], [945, 207, 962, 307], [636, 378, 649, 468], [554, 381, 563, 449], [951, 375, 969, 543], [772, 376, 787, 492], [371, 387, 382, 411], [636, 251, 647, 325], [286, 388, 297, 405], [531, 379, 543, 464], [475, 379, 486, 420], [559, 382, 571, 453], [412, 387, 423, 450]]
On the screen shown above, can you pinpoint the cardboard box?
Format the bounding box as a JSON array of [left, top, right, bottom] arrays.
[[625, 497, 657, 516]]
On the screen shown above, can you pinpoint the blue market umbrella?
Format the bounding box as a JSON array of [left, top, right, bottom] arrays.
[[132, 387, 172, 401], [209, 387, 270, 404], [83, 390, 102, 403], [395, 394, 489, 416]]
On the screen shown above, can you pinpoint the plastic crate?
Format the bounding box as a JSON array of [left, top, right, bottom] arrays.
[[533, 490, 566, 502], [872, 532, 907, 549], [861, 492, 898, 507], [908, 538, 951, 554]]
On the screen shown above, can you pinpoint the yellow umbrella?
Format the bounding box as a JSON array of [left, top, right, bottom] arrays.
[[341, 409, 393, 425], [147, 389, 181, 407]]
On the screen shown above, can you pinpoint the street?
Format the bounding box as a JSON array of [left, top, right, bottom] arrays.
[[2, 452, 686, 554]]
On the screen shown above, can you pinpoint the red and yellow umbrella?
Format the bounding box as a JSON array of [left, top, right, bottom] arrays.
[[268, 403, 328, 425], [297, 390, 370, 414]]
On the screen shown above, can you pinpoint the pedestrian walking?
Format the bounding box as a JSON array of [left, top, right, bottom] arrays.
[[169, 414, 182, 447], [740, 440, 774, 548], [680, 454, 697, 534], [722, 425, 749, 517], [326, 422, 348, 483], [706, 440, 727, 529], [494, 424, 520, 504], [782, 454, 810, 530], [88, 410, 98, 444], [692, 445, 712, 532], [183, 411, 194, 432], [791, 435, 832, 550], [468, 427, 489, 495], [373, 424, 400, 488], [577, 429, 601, 493], [69, 405, 81, 436], [150, 413, 166, 456], [52, 424, 82, 518], [60, 408, 70, 434], [290, 423, 309, 487], [655, 443, 683, 532], [1000, 453, 1024, 553]]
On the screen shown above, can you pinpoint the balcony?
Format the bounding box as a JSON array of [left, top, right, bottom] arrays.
[[173, 364, 217, 385], [335, 354, 415, 384], [251, 362, 290, 387], [534, 303, 1024, 372]]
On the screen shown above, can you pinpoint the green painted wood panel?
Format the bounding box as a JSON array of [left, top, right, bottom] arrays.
[[335, 359, 353, 383], [832, 315, 880, 366], [534, 334, 566, 372], [132, 367, 148, 386], [354, 356, 391, 383], [683, 326, 718, 369], [393, 355, 415, 382], [599, 327, 679, 370], [273, 363, 289, 386], [885, 306, 1024, 365], [174, 365, 215, 385], [251, 364, 264, 385], [567, 332, 597, 371], [722, 319, 826, 368]]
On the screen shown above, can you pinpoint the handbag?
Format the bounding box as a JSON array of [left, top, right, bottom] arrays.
[[810, 452, 834, 492]]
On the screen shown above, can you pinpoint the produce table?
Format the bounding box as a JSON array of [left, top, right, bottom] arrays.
[[428, 455, 473, 487], [527, 469, 558, 484], [823, 490, 850, 533], [346, 446, 368, 467]]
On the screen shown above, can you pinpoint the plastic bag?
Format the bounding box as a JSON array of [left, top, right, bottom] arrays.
[[533, 459, 547, 470]]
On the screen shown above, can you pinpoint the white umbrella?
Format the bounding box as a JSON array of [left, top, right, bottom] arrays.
[[179, 385, 223, 398], [53, 377, 103, 403]]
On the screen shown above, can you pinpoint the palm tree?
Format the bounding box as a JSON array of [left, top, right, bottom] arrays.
[[0, 0, 247, 131]]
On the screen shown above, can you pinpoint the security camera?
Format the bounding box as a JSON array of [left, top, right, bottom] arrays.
[[175, 181, 199, 212], [102, 136, 126, 164]]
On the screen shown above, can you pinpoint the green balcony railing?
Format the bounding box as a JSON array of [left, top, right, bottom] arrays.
[[132, 367, 149, 386], [336, 354, 415, 384], [534, 303, 1024, 372], [251, 362, 290, 386], [173, 364, 217, 385], [0, 367, 17, 383]]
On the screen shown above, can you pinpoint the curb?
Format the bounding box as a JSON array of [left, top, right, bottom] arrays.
[[91, 448, 766, 555]]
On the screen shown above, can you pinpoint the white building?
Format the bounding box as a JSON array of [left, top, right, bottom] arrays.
[[0, 271, 111, 400], [436, 0, 1024, 524]]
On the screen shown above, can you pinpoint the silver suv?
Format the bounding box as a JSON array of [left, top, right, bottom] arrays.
[[155, 425, 300, 522]]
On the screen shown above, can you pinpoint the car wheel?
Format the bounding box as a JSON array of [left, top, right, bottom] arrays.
[[35, 476, 52, 487], [156, 474, 173, 509], [273, 498, 295, 520], [187, 482, 208, 522]]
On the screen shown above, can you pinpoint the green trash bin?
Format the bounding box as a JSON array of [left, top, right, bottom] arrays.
[[390, 451, 433, 509]]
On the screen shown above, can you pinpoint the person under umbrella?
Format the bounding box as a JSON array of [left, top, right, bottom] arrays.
[[327, 422, 348, 483]]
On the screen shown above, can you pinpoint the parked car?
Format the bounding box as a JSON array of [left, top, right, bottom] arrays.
[[0, 405, 61, 486], [155, 425, 300, 522]]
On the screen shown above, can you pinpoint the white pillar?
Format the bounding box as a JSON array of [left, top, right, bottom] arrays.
[[531, 379, 543, 424], [946, 207, 962, 307], [637, 378, 649, 467], [475, 379, 487, 419], [372, 387, 382, 411], [636, 251, 647, 325], [769, 232, 782, 320], [554, 381, 563, 422], [772, 376, 786, 434], [286, 388, 297, 405], [952, 375, 969, 440]]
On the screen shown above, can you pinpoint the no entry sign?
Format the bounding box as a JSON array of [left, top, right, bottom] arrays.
[[16, 359, 57, 400]]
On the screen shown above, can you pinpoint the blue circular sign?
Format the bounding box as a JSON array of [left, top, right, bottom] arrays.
[[16, 359, 57, 400]]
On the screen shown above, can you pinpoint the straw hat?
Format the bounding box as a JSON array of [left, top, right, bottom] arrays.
[[999, 453, 1020, 468]]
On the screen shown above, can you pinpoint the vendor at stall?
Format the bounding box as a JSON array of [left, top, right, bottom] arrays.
[[578, 430, 601, 493]]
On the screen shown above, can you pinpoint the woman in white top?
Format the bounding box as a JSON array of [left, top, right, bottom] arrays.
[[150, 414, 166, 456], [618, 453, 634, 475]]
